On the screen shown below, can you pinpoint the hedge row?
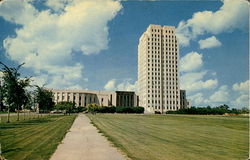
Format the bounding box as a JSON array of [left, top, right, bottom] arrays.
[[166, 105, 248, 115], [87, 104, 144, 114]]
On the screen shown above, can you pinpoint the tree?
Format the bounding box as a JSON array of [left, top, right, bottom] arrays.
[[55, 101, 75, 114], [0, 80, 5, 112], [34, 86, 54, 113], [0, 62, 31, 122]]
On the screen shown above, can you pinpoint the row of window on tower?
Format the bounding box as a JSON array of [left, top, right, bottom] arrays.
[[148, 42, 177, 47], [148, 95, 179, 100], [148, 100, 179, 105], [150, 34, 176, 39], [151, 29, 174, 34], [148, 46, 177, 51], [152, 106, 179, 110], [147, 59, 178, 64], [147, 51, 178, 56]]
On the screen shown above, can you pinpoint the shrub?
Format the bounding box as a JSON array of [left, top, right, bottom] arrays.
[[116, 106, 144, 113], [99, 106, 116, 113], [72, 107, 87, 113], [133, 106, 144, 113], [165, 105, 245, 115], [87, 104, 144, 114], [87, 104, 116, 113]]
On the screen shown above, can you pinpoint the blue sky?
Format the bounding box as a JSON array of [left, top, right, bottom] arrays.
[[0, 0, 249, 108]]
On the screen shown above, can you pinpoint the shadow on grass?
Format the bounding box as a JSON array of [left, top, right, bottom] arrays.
[[3, 147, 23, 154], [0, 118, 53, 130]]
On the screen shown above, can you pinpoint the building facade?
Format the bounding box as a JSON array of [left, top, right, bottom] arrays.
[[180, 90, 191, 109], [138, 24, 188, 113], [52, 89, 138, 107]]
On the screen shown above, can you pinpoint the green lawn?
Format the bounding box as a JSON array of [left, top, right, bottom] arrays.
[[0, 115, 76, 160], [0, 113, 48, 123], [87, 114, 249, 160]]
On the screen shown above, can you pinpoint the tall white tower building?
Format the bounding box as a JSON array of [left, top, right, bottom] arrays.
[[138, 24, 181, 113]]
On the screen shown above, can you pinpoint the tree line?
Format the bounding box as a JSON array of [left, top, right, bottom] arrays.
[[166, 104, 249, 115], [86, 104, 144, 114], [0, 62, 55, 122]]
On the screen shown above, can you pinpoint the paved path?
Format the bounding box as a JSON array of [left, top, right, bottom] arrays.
[[50, 114, 127, 160]]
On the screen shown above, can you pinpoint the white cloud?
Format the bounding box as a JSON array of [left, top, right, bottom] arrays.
[[209, 85, 229, 103], [104, 79, 137, 91], [104, 79, 116, 90], [0, 0, 122, 89], [198, 36, 222, 49], [188, 85, 231, 107], [232, 80, 249, 93], [230, 80, 249, 108], [231, 94, 249, 108], [180, 71, 218, 92], [46, 0, 73, 12], [176, 0, 249, 46], [188, 93, 208, 106], [0, 0, 38, 25], [117, 80, 138, 91], [180, 52, 218, 92], [180, 52, 203, 72]]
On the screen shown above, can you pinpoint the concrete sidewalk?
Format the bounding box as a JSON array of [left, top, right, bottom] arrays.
[[50, 114, 127, 160]]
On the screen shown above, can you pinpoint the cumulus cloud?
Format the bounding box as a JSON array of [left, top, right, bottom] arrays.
[[188, 93, 208, 106], [209, 85, 229, 103], [176, 0, 249, 46], [180, 51, 218, 92], [180, 52, 203, 72], [0, 0, 38, 25], [104, 79, 116, 90], [45, 0, 73, 12], [188, 85, 230, 106], [230, 80, 249, 108], [232, 80, 249, 93], [0, 0, 122, 89], [198, 36, 222, 49], [104, 79, 138, 91], [231, 94, 249, 108], [117, 80, 138, 91], [180, 71, 218, 92]]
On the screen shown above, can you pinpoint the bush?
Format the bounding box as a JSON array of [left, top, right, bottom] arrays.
[[87, 104, 144, 114], [116, 106, 144, 113], [133, 107, 145, 113], [72, 107, 87, 113], [99, 106, 116, 113], [165, 104, 246, 115]]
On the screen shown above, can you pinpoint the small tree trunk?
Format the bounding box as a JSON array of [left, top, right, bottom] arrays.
[[7, 107, 10, 123], [17, 105, 20, 121]]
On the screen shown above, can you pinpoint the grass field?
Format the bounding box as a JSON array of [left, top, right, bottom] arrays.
[[0, 115, 76, 160], [0, 113, 49, 123], [87, 114, 249, 160]]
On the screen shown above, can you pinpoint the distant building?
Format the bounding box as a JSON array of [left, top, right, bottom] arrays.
[[138, 24, 189, 113], [180, 90, 191, 108], [51, 89, 139, 107]]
